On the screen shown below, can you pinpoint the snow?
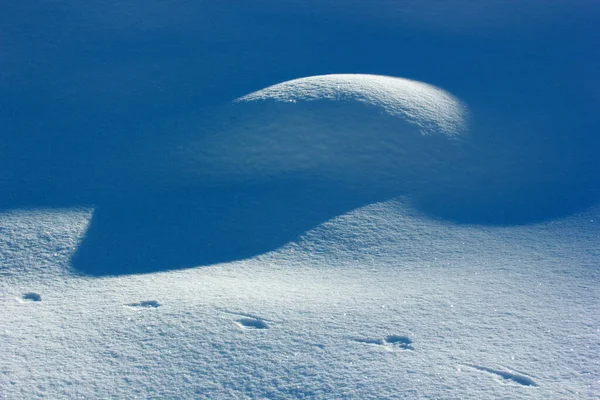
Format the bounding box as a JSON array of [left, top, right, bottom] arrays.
[[1, 202, 599, 399], [235, 74, 468, 137], [179, 75, 467, 188], [1, 1, 599, 399]]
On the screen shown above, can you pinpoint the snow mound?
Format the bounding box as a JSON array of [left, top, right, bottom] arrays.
[[236, 74, 468, 137], [183, 74, 468, 187]]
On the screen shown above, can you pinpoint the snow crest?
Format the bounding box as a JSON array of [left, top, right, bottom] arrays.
[[236, 74, 468, 137]]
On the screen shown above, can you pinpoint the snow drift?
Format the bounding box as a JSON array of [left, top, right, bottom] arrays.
[[181, 74, 468, 189]]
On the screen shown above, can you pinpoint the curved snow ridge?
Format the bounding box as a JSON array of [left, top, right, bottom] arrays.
[[236, 74, 468, 137]]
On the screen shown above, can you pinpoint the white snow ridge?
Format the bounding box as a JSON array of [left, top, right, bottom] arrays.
[[236, 74, 468, 138]]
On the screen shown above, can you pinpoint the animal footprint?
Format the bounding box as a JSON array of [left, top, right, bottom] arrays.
[[354, 335, 413, 350], [218, 309, 271, 330], [127, 300, 160, 308], [236, 317, 269, 330], [384, 335, 413, 350], [465, 364, 537, 387], [22, 292, 41, 302]]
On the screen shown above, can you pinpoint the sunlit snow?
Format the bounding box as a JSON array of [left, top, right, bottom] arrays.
[[1, 1, 598, 399]]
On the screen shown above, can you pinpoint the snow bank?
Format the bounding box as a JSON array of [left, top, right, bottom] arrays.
[[236, 74, 468, 138], [182, 74, 467, 188]]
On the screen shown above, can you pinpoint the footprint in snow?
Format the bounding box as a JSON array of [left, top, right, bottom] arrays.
[[218, 309, 271, 330], [22, 292, 42, 302], [127, 300, 161, 308], [354, 335, 413, 350], [385, 335, 414, 350], [465, 364, 537, 387], [236, 317, 269, 330]]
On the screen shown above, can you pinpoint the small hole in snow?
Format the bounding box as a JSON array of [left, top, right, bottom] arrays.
[[22, 292, 41, 302], [127, 300, 160, 308], [385, 335, 414, 349], [237, 318, 268, 329], [385, 335, 412, 346]]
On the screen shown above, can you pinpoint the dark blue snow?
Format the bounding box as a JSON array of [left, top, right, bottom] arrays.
[[1, 2, 598, 276]]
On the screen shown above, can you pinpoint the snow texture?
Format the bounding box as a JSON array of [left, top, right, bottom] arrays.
[[181, 75, 467, 187], [236, 74, 468, 137], [1, 202, 599, 399], [1, 0, 598, 399]]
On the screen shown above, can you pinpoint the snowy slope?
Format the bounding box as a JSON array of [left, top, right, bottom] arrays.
[[1, 0, 599, 399], [1, 200, 598, 399]]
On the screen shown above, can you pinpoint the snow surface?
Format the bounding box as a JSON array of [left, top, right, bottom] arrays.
[[180, 75, 466, 188], [1, 0, 599, 399], [235, 74, 468, 137], [1, 201, 599, 399]]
